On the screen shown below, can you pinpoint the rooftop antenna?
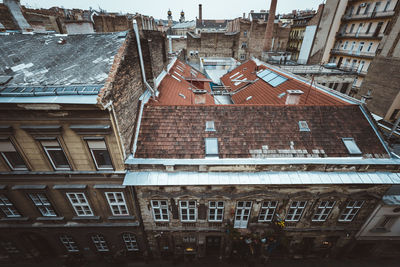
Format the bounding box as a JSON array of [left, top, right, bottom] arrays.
[[304, 74, 315, 104]]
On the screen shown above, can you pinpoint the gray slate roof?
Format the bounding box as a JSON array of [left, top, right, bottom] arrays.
[[0, 32, 126, 86]]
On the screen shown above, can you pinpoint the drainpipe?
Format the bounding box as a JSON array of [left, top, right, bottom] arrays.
[[104, 100, 126, 160], [133, 19, 156, 99]]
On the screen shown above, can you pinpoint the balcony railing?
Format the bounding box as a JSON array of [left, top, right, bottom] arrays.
[[331, 48, 376, 58], [336, 32, 384, 39], [343, 10, 395, 20]]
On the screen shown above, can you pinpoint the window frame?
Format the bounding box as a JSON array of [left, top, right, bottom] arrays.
[[91, 234, 109, 252], [84, 138, 114, 171], [60, 235, 79, 252], [0, 138, 28, 171], [179, 200, 197, 222], [40, 138, 71, 171], [66, 192, 94, 217], [122, 233, 139, 251], [151, 200, 170, 222], [105, 192, 129, 216], [28, 192, 57, 217], [0, 194, 21, 218], [208, 201, 224, 222], [338, 200, 364, 222], [285, 201, 307, 222], [312, 200, 336, 222], [258, 201, 278, 222]]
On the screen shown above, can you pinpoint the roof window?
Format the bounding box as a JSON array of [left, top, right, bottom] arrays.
[[205, 138, 219, 158], [246, 96, 253, 101], [205, 121, 216, 132], [171, 75, 181, 82], [179, 93, 186, 99], [342, 138, 362, 155], [299, 121, 310, 132]]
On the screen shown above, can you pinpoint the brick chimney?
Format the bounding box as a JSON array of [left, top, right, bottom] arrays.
[[263, 0, 278, 52], [4, 0, 32, 31], [285, 90, 304, 105], [199, 4, 202, 22]]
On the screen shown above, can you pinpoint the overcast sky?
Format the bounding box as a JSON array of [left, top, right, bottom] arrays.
[[15, 0, 325, 20]]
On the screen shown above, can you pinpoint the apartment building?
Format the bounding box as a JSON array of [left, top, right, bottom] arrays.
[[0, 28, 167, 263], [287, 12, 316, 61]]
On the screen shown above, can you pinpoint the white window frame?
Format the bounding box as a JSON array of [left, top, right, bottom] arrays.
[[208, 201, 224, 222], [86, 139, 113, 170], [91, 234, 109, 252], [0, 139, 27, 171], [338, 200, 364, 222], [258, 201, 278, 222], [105, 192, 129, 216], [285, 201, 307, 222], [66, 192, 93, 216], [0, 194, 21, 218], [41, 139, 71, 171], [122, 233, 139, 251], [312, 201, 335, 222], [29, 193, 57, 217], [151, 200, 169, 222], [179, 200, 197, 222], [60, 235, 79, 252]]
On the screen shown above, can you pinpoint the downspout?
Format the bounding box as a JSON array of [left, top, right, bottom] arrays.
[[133, 19, 156, 99], [104, 100, 126, 160]]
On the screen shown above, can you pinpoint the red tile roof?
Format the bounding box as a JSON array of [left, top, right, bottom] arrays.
[[135, 105, 388, 159], [220, 60, 350, 106], [151, 59, 215, 105]]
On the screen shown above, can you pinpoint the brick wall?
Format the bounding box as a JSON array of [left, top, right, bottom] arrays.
[[93, 15, 132, 33]]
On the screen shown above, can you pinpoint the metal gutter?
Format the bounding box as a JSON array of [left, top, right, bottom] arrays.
[[0, 171, 126, 175], [359, 104, 392, 156], [131, 90, 151, 156], [125, 156, 400, 166]]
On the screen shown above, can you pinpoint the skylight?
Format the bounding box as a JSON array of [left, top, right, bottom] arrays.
[[256, 68, 288, 87], [205, 138, 219, 157], [299, 121, 310, 132], [342, 138, 362, 155]]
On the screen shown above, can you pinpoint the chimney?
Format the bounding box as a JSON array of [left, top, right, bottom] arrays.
[[263, 0, 278, 52], [4, 0, 33, 32], [243, 13, 246, 19], [199, 4, 202, 22], [193, 89, 207, 104], [285, 90, 304, 105]]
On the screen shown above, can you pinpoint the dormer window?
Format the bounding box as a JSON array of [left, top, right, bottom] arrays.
[[205, 138, 219, 158], [205, 121, 216, 132], [342, 138, 362, 155], [299, 121, 310, 132]]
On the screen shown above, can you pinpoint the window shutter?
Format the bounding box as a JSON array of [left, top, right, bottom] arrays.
[[170, 198, 179, 219], [198, 204, 207, 220]]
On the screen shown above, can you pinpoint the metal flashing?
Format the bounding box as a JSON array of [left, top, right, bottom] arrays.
[[53, 184, 87, 190], [11, 185, 47, 190]]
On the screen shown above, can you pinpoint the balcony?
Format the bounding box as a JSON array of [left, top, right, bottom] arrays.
[[336, 32, 384, 40], [342, 10, 395, 21], [331, 48, 376, 59]]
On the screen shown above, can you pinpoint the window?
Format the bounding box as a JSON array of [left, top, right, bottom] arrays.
[[342, 138, 362, 155], [205, 121, 216, 132], [286, 201, 307, 222], [343, 41, 348, 50], [0, 139, 27, 170], [179, 200, 197, 222], [349, 41, 356, 52], [208, 201, 224, 222], [258, 201, 278, 222], [205, 138, 219, 158], [0, 241, 20, 254], [241, 42, 247, 48], [367, 42, 373, 52], [364, 3, 371, 14], [0, 194, 20, 218], [91, 234, 109, 252], [312, 201, 335, 221], [123, 233, 139, 251], [356, 5, 361, 15], [240, 54, 246, 60], [243, 30, 247, 37], [384, 1, 391, 12], [105, 192, 128, 216], [366, 22, 372, 34], [29, 193, 57, 217], [339, 200, 364, 222], [299, 121, 310, 132], [349, 24, 355, 33], [60, 235, 79, 252], [86, 139, 113, 170], [151, 200, 169, 222], [40, 140, 70, 170], [358, 42, 365, 52], [66, 193, 93, 216]]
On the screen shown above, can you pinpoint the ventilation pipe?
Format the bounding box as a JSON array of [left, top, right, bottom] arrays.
[[263, 0, 277, 52], [133, 19, 156, 99]]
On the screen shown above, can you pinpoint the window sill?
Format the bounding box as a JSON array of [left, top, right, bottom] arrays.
[[37, 216, 64, 221], [72, 216, 100, 220], [0, 217, 29, 221], [108, 216, 135, 220]]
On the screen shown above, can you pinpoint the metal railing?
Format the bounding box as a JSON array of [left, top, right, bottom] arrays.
[[343, 10, 395, 20], [331, 48, 376, 58], [336, 32, 384, 39]]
